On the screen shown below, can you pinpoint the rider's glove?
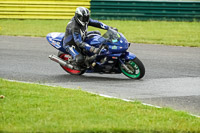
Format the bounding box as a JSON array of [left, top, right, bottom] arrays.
[[90, 46, 101, 54], [101, 48, 107, 53], [109, 26, 118, 31], [82, 42, 100, 54]]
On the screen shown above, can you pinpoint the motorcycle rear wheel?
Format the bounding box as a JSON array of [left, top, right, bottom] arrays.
[[58, 51, 85, 75], [120, 57, 145, 79]]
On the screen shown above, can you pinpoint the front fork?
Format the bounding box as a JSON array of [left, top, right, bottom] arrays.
[[119, 59, 134, 74], [119, 52, 136, 74]]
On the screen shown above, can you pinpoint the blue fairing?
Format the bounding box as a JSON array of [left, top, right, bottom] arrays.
[[46, 32, 66, 53], [106, 33, 129, 53], [85, 32, 129, 54], [85, 35, 104, 47], [124, 52, 136, 60]]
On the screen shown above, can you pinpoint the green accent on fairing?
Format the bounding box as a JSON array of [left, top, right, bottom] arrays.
[[111, 46, 117, 49], [120, 61, 140, 78], [117, 33, 121, 38]]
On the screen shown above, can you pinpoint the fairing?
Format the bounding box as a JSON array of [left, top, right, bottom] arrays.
[[46, 32, 66, 52]]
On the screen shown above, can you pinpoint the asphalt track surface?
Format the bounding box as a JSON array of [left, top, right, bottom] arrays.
[[0, 36, 200, 115]]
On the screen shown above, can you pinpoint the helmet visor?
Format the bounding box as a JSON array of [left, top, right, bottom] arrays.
[[80, 15, 89, 23]]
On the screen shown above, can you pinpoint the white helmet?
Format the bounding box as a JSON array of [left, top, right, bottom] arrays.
[[75, 7, 90, 26]]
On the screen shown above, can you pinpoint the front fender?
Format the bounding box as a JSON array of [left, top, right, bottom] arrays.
[[124, 52, 136, 60]]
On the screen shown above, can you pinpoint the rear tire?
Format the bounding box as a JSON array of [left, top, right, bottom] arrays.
[[58, 51, 85, 75], [120, 57, 145, 79]]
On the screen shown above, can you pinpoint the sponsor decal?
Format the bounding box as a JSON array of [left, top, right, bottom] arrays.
[[112, 39, 118, 43], [112, 46, 117, 49], [51, 40, 61, 49]]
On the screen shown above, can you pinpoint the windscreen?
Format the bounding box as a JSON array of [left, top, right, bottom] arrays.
[[102, 29, 120, 43]]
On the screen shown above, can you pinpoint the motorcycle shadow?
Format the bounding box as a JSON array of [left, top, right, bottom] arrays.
[[51, 73, 133, 83]]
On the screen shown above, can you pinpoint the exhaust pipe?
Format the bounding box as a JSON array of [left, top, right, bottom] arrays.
[[49, 55, 74, 69]]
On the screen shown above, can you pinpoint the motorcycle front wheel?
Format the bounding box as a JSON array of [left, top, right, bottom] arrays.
[[120, 57, 145, 79], [58, 51, 85, 75]]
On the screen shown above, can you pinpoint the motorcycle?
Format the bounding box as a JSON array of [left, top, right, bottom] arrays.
[[46, 29, 145, 79]]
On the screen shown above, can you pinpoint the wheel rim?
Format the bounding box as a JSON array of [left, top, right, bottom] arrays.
[[59, 54, 81, 74], [120, 61, 141, 78]]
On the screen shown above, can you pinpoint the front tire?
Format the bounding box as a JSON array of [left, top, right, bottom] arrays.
[[58, 51, 85, 75], [120, 57, 145, 79]]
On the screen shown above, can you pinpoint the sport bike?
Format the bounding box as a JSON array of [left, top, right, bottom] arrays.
[[46, 29, 145, 79]]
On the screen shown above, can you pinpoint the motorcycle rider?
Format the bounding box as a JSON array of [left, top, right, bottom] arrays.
[[63, 7, 111, 69]]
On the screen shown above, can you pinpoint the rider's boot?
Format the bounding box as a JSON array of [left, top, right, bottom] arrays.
[[65, 46, 84, 70]]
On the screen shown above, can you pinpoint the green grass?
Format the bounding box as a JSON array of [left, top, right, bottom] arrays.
[[0, 78, 200, 132], [0, 19, 200, 47]]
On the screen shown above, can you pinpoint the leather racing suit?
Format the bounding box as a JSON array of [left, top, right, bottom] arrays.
[[63, 17, 109, 64]]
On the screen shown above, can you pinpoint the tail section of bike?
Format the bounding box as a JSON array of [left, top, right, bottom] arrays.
[[46, 32, 66, 53], [47, 32, 85, 75]]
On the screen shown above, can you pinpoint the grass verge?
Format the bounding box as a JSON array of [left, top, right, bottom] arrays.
[[0, 19, 200, 47], [0, 78, 200, 132]]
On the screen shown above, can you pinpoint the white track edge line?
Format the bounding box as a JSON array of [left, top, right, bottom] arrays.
[[3, 79, 200, 118]]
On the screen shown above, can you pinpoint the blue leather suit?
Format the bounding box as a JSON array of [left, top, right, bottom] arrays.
[[63, 17, 109, 63]]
